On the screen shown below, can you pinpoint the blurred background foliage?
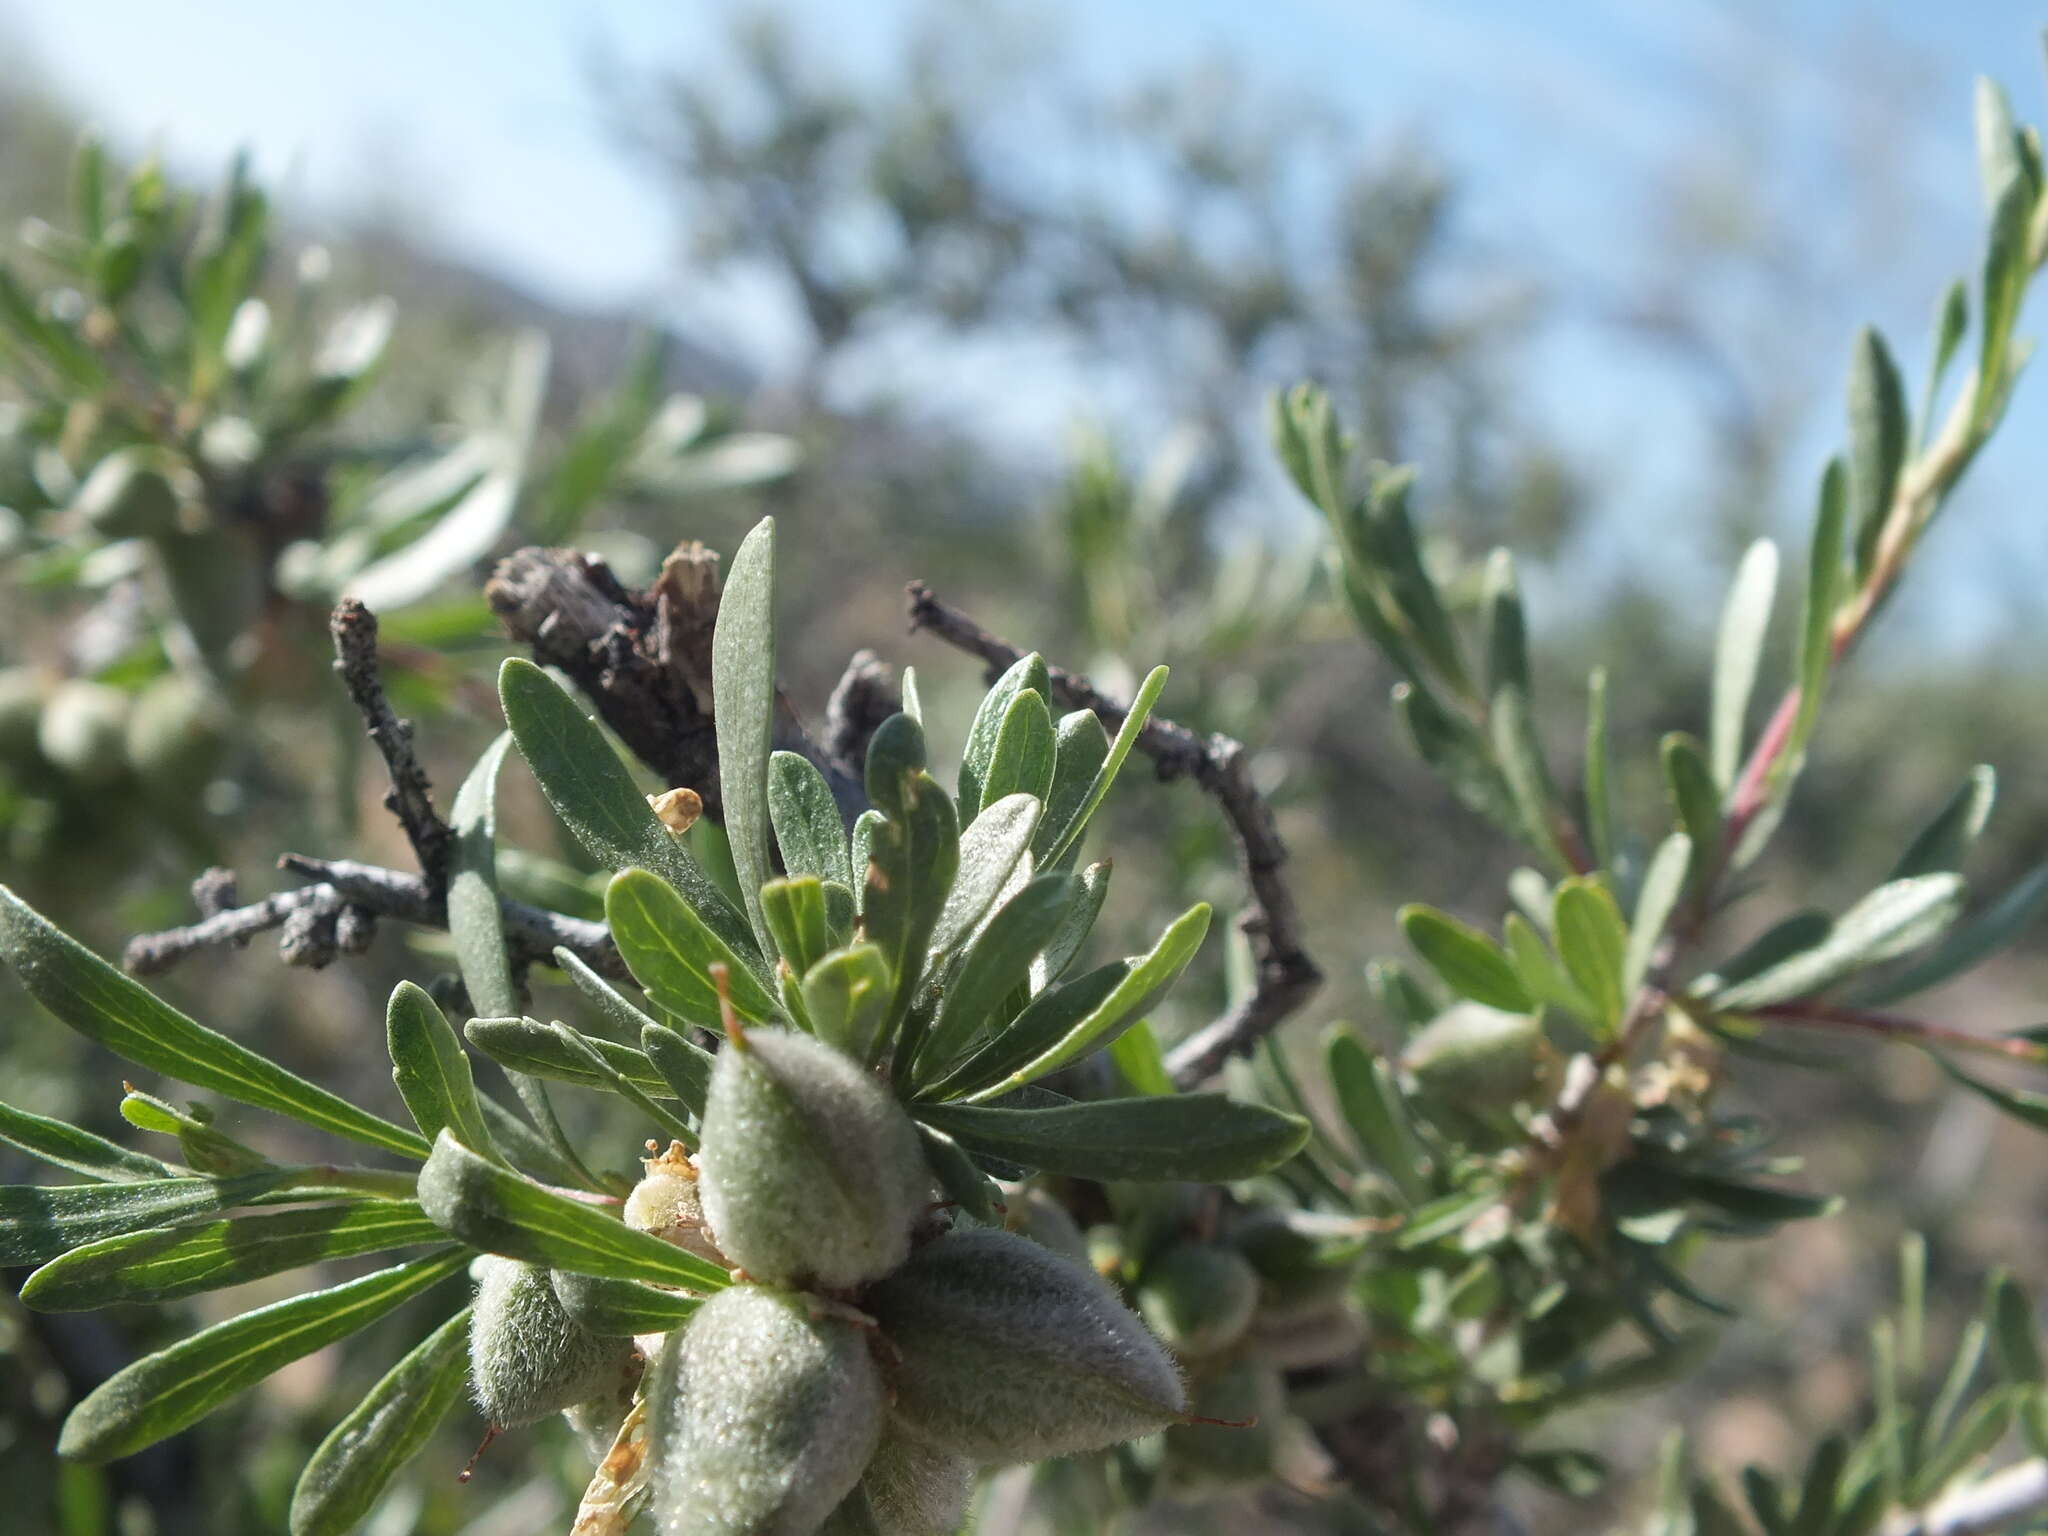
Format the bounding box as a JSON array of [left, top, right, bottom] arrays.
[[0, 4, 2043, 1533]]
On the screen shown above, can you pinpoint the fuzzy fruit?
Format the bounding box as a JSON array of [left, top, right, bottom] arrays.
[[1137, 1242, 1260, 1358], [36, 681, 129, 785], [821, 1428, 973, 1535], [73, 448, 180, 540], [865, 1228, 1186, 1464], [123, 673, 228, 791], [1401, 1002, 1544, 1108], [652, 1283, 882, 1536], [697, 1026, 929, 1290], [468, 1257, 637, 1429]]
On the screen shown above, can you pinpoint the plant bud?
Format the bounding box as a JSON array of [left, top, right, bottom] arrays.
[[73, 447, 180, 540], [652, 1283, 882, 1536], [1006, 1185, 1090, 1266], [697, 1026, 929, 1290], [864, 1228, 1186, 1464], [0, 667, 48, 768], [624, 1141, 727, 1267], [1162, 1362, 1282, 1494], [123, 673, 228, 791], [37, 680, 129, 785], [1401, 1002, 1543, 1108], [1137, 1242, 1259, 1358], [821, 1428, 973, 1536], [468, 1257, 637, 1429]]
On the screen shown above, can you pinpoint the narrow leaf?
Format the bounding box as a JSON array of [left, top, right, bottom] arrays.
[[1711, 875, 1966, 1011], [959, 654, 1049, 814], [549, 1270, 701, 1336], [0, 887, 429, 1161], [1040, 665, 1169, 865], [288, 1306, 472, 1536], [915, 1095, 1309, 1182], [982, 689, 1056, 810], [464, 1017, 675, 1101], [1398, 905, 1532, 1014], [1553, 878, 1629, 1029], [59, 1249, 466, 1462], [447, 732, 517, 1019], [1326, 1027, 1428, 1204], [1035, 709, 1109, 862], [1584, 666, 1614, 870], [1847, 331, 1908, 580], [767, 751, 851, 889], [712, 517, 778, 954], [386, 982, 494, 1156], [639, 1022, 715, 1121], [1888, 766, 1997, 881], [415, 1129, 729, 1290], [799, 945, 895, 1066], [0, 1170, 298, 1267], [1625, 835, 1693, 999], [606, 868, 778, 1030], [928, 793, 1040, 959], [0, 1099, 171, 1183], [1711, 540, 1779, 787], [917, 873, 1078, 1080], [1853, 864, 2048, 1006]]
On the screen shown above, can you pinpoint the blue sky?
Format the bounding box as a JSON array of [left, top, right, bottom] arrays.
[[4, 0, 2042, 650]]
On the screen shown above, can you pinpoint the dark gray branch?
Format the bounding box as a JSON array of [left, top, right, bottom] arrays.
[[330, 598, 453, 885], [904, 581, 1321, 1087]]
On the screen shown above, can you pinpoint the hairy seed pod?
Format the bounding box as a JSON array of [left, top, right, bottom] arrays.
[[624, 1141, 727, 1267], [468, 1257, 637, 1429], [1007, 1185, 1090, 1266], [1162, 1362, 1282, 1494], [37, 681, 129, 785], [73, 447, 180, 540], [1230, 1210, 1361, 1319], [1137, 1242, 1260, 1358], [652, 1283, 882, 1536], [1401, 1002, 1544, 1108], [123, 673, 228, 792], [853, 1428, 974, 1535], [697, 1026, 928, 1289], [865, 1228, 1186, 1464], [0, 667, 48, 768]]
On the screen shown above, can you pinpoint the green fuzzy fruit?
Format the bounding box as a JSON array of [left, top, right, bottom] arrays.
[[73, 448, 181, 540], [468, 1257, 637, 1429], [123, 673, 229, 791], [1009, 1186, 1091, 1266], [652, 1283, 882, 1536], [1401, 1002, 1543, 1108], [36, 681, 130, 785], [1162, 1362, 1282, 1493], [1137, 1243, 1260, 1358], [865, 1228, 1186, 1464], [697, 1027, 929, 1290], [821, 1427, 973, 1536], [0, 668, 48, 768]]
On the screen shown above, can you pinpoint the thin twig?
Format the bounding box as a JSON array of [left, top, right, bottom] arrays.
[[124, 856, 623, 979], [904, 581, 1322, 1087], [330, 598, 454, 886]]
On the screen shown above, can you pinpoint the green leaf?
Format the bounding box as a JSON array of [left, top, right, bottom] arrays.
[[416, 1130, 729, 1290], [915, 1095, 1309, 1182], [1036, 709, 1110, 863], [1888, 766, 1997, 881], [1625, 835, 1693, 1000], [1925, 280, 1970, 435], [639, 1022, 715, 1120], [1978, 176, 2032, 441], [768, 751, 851, 890], [1584, 666, 1614, 870], [916, 873, 1078, 1081], [544, 1021, 698, 1148], [0, 1099, 171, 1183], [1847, 331, 1908, 580], [22, 1202, 444, 1312], [1108, 1020, 1175, 1096], [1660, 734, 1721, 884], [793, 945, 891, 1065], [1398, 905, 1532, 1014], [1503, 913, 1596, 1020], [1910, 1388, 2017, 1507], [1710, 540, 1779, 788], [464, 1017, 675, 1101], [555, 947, 662, 1040], [0, 887, 431, 1162], [1326, 1027, 1428, 1205], [1553, 878, 1629, 1029], [0, 1171, 299, 1267], [1789, 460, 1847, 764], [760, 876, 832, 979], [118, 1090, 266, 1176], [1710, 875, 1966, 1011], [1852, 864, 2048, 1006], [960, 902, 1212, 1099], [865, 712, 929, 813], [1990, 1271, 2044, 1383], [1036, 858, 1111, 986], [1395, 680, 1520, 838], [447, 732, 517, 1019], [870, 776, 962, 1072], [606, 868, 779, 1031], [497, 659, 753, 955], [288, 1306, 472, 1536], [1481, 549, 1530, 700], [548, 1270, 702, 1336], [958, 653, 1049, 814], [1491, 686, 1569, 873], [386, 982, 494, 1157], [1976, 76, 2026, 210], [982, 689, 1056, 811], [1934, 1056, 2048, 1135], [1789, 1435, 1847, 1536], [925, 960, 1129, 1100], [59, 1248, 466, 1463], [712, 517, 779, 955], [1360, 465, 1472, 696], [1039, 665, 1170, 865], [928, 792, 1040, 959]]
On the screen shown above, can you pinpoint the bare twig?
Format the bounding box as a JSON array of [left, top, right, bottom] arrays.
[[823, 647, 900, 792], [330, 598, 454, 885], [905, 581, 1321, 1087], [124, 854, 623, 979]]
